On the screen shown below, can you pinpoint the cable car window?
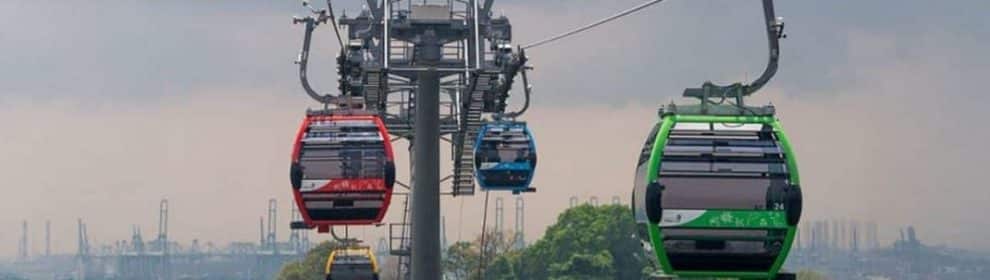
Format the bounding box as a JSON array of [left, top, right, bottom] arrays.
[[474, 121, 537, 192], [637, 123, 661, 165], [659, 177, 783, 210], [477, 142, 532, 166], [299, 122, 388, 190]]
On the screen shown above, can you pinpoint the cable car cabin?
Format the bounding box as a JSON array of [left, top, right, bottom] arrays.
[[473, 121, 537, 194], [632, 113, 802, 279], [325, 248, 380, 280], [290, 114, 396, 228]]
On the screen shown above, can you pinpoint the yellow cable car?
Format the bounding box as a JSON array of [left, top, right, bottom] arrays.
[[325, 247, 380, 280]]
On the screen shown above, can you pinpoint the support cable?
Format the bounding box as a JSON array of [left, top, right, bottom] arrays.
[[457, 195, 465, 242], [522, 0, 666, 50], [477, 191, 491, 278]]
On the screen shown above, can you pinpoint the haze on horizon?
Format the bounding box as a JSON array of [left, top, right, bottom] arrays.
[[1, 0, 988, 258]]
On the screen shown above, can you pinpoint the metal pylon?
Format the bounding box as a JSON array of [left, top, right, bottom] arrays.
[[295, 1, 529, 278]]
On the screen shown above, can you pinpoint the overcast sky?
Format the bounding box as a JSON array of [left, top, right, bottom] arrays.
[[1, 0, 989, 258]]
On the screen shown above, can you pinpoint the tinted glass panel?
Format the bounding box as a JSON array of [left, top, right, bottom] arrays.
[[477, 124, 534, 164], [660, 177, 774, 210], [300, 119, 387, 179]]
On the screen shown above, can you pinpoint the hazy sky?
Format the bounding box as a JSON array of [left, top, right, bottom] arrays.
[[1, 0, 989, 258]]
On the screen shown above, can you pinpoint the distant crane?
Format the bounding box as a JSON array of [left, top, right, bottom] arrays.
[[18, 220, 28, 262], [76, 219, 90, 279], [157, 199, 171, 280], [267, 199, 278, 254]]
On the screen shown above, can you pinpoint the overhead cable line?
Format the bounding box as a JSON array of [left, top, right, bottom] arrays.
[[522, 0, 666, 50], [477, 191, 492, 277]]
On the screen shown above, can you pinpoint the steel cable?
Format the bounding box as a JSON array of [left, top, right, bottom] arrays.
[[522, 0, 666, 50], [326, 0, 345, 49]]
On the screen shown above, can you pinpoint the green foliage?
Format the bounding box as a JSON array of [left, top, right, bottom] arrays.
[[445, 241, 481, 279], [485, 254, 519, 280], [519, 204, 649, 279], [277, 262, 313, 280], [449, 204, 653, 279], [547, 251, 615, 279], [444, 229, 522, 280], [276, 241, 340, 280]]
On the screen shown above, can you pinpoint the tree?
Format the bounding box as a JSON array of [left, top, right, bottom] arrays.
[[277, 241, 340, 280], [444, 229, 523, 280], [277, 262, 313, 280], [522, 204, 649, 279], [548, 251, 615, 279], [480, 204, 653, 279], [445, 241, 480, 280], [485, 253, 519, 280]]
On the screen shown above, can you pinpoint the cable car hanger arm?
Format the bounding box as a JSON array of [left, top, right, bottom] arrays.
[[293, 2, 339, 105], [503, 62, 533, 118], [514, 0, 783, 99], [683, 0, 786, 99], [747, 0, 785, 95], [330, 226, 360, 245], [499, 47, 532, 119]]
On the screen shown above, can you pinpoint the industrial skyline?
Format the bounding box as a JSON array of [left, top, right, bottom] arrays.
[[2, 0, 990, 263]]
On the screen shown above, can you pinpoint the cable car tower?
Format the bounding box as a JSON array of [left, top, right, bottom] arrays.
[[290, 0, 533, 279]]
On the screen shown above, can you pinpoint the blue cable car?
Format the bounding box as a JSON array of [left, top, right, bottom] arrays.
[[473, 121, 537, 193]]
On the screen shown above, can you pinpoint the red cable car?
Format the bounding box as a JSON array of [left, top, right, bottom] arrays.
[[290, 113, 395, 230]]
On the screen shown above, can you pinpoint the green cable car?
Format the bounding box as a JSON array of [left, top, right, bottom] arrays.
[[632, 0, 801, 279], [633, 109, 802, 279]]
